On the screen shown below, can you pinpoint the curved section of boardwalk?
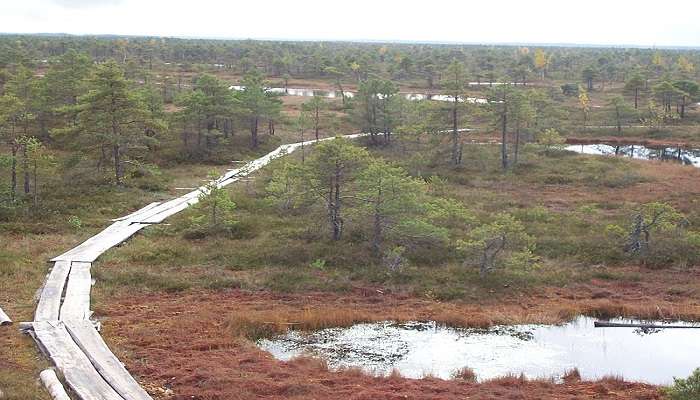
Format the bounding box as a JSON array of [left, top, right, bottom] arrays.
[[29, 135, 365, 400]]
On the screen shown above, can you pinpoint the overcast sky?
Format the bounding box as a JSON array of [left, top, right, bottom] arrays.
[[2, 0, 699, 47]]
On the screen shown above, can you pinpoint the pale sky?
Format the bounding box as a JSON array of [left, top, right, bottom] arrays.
[[1, 0, 699, 47]]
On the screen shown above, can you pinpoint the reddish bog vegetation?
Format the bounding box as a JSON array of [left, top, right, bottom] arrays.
[[96, 267, 700, 400]]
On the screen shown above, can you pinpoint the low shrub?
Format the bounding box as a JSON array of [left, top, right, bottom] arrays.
[[562, 368, 581, 383], [665, 368, 700, 400], [451, 367, 477, 382]]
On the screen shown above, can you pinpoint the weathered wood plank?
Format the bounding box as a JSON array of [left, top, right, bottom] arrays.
[[52, 222, 149, 263], [110, 202, 162, 222], [60, 262, 93, 321], [40, 369, 71, 400], [66, 320, 152, 400], [134, 196, 198, 224], [35, 261, 72, 321], [0, 306, 12, 326], [33, 321, 123, 400]]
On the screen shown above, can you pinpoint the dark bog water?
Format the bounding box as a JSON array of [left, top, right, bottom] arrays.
[[258, 317, 700, 384], [566, 144, 700, 168]]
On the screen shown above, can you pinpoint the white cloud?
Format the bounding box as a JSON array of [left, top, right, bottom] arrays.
[[51, 0, 123, 8], [0, 0, 698, 47]]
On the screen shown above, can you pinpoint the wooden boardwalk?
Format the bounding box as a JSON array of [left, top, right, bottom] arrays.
[[0, 306, 11, 326], [27, 134, 366, 400]]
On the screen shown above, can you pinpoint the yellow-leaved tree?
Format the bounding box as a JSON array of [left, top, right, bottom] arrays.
[[578, 85, 590, 127], [534, 49, 549, 80]]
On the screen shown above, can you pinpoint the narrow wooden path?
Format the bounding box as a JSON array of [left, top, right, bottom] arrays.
[[0, 306, 12, 325], [26, 134, 365, 400]]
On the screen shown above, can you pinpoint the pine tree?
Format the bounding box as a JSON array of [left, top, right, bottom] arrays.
[[442, 61, 469, 165], [67, 61, 163, 185]]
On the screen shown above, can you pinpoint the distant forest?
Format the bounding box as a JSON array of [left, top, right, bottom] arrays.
[[1, 34, 698, 86]]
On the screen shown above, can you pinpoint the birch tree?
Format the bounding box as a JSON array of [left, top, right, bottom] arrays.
[[578, 85, 590, 127], [302, 95, 326, 141]]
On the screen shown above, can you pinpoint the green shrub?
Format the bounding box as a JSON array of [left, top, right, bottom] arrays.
[[68, 215, 83, 231], [515, 205, 553, 223], [183, 171, 238, 239], [537, 128, 566, 153], [458, 213, 537, 277], [263, 269, 323, 292], [665, 368, 700, 400], [543, 174, 573, 185], [310, 259, 326, 270], [127, 163, 169, 191], [600, 171, 647, 188]]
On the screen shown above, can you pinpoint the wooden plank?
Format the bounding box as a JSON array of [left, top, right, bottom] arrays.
[[66, 320, 152, 400], [33, 321, 123, 400], [60, 262, 93, 321], [52, 222, 149, 263], [0, 306, 11, 326], [35, 261, 72, 321], [40, 369, 71, 400], [110, 202, 162, 222], [134, 196, 198, 224]]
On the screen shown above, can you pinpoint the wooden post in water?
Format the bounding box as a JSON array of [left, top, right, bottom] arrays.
[[594, 321, 700, 329]]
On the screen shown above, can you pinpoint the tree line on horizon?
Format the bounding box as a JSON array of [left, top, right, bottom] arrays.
[[1, 35, 699, 88]]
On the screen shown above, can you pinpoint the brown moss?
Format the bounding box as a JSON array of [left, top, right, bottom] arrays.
[[95, 271, 698, 400]]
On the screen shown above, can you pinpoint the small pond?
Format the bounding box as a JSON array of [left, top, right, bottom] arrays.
[[258, 316, 700, 384], [566, 144, 700, 168], [229, 85, 488, 103]]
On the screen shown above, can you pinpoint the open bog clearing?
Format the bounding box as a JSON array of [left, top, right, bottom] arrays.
[[259, 316, 700, 384], [3, 29, 700, 400]]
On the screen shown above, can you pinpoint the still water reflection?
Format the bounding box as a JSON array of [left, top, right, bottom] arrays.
[[258, 317, 700, 384], [566, 144, 700, 168]]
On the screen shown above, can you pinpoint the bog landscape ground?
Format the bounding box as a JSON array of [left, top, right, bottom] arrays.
[[0, 37, 699, 399]]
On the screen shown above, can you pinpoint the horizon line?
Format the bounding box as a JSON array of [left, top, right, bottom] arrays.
[[1, 32, 699, 51]]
